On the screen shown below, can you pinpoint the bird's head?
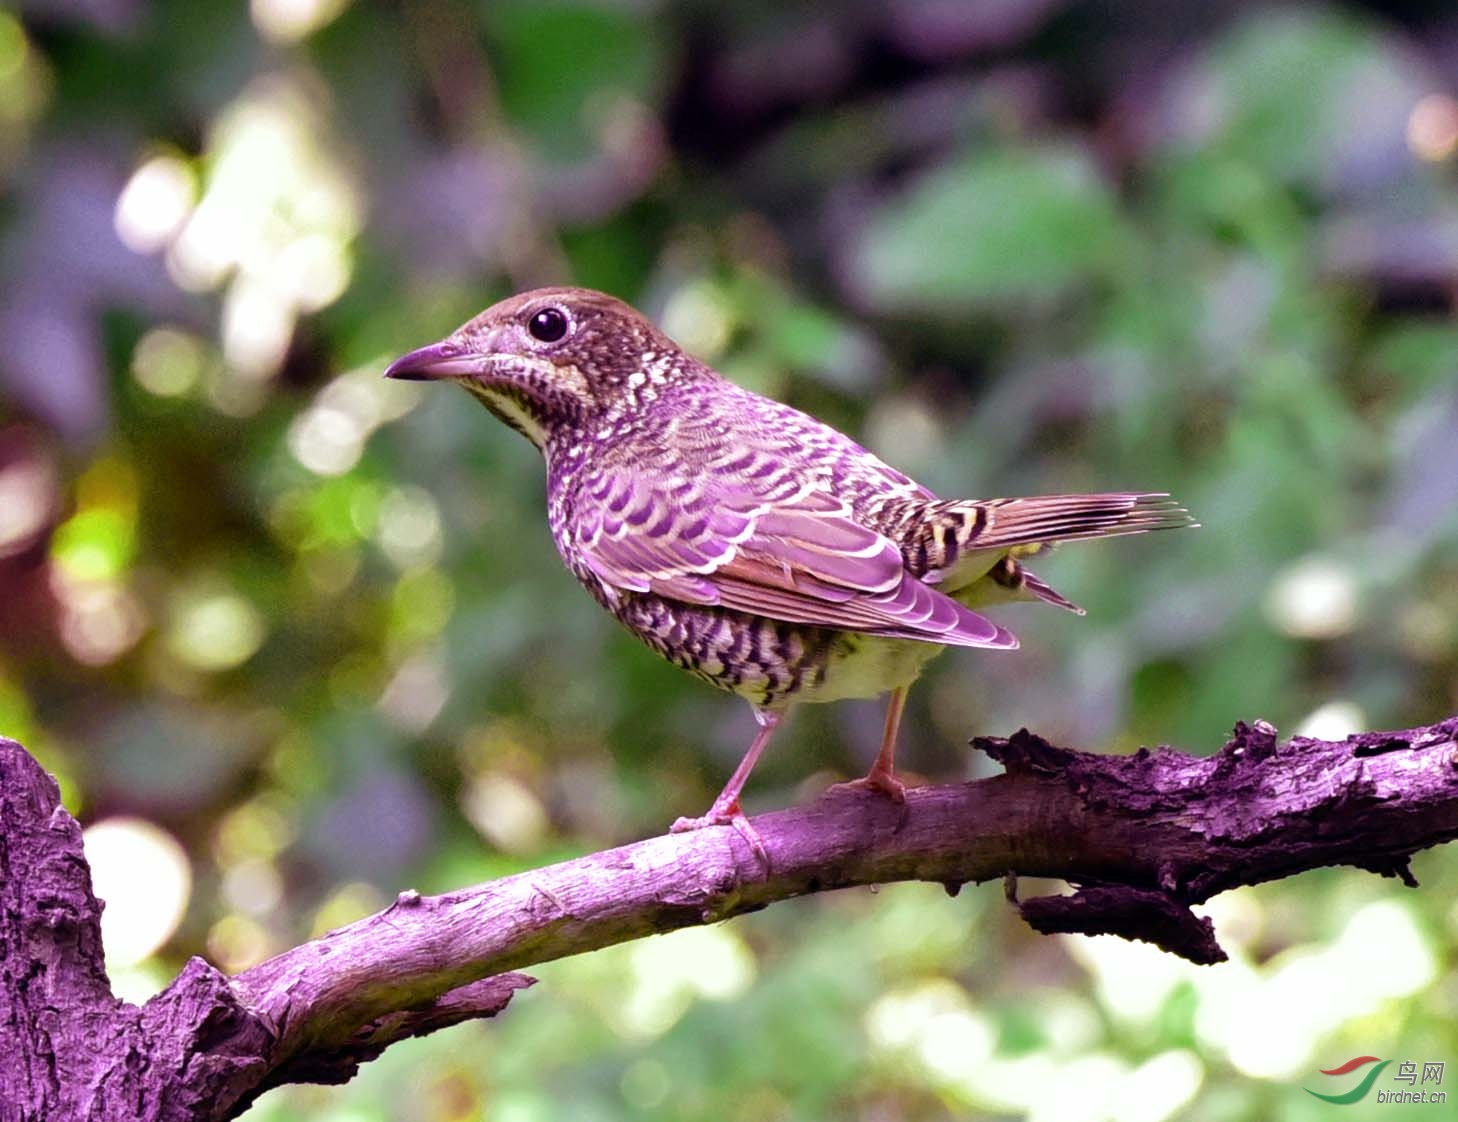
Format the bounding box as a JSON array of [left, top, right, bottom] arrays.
[[384, 286, 696, 451]]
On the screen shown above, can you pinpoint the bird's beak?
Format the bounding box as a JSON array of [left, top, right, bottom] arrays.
[[383, 339, 484, 381]]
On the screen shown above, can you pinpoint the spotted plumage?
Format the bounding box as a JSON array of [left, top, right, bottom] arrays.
[[386, 287, 1194, 838]]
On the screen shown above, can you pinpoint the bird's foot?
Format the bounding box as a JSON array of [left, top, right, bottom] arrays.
[[671, 800, 770, 870], [831, 768, 910, 833], [834, 766, 907, 803]]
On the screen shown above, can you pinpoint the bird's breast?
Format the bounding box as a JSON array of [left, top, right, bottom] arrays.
[[578, 580, 945, 709]]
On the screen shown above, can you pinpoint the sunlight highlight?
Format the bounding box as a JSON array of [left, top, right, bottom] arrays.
[[1296, 700, 1366, 740], [131, 328, 209, 397], [0, 455, 53, 557], [164, 75, 361, 380], [461, 772, 549, 854], [865, 973, 1204, 1122], [207, 914, 274, 973], [1194, 899, 1436, 1078], [250, 0, 350, 43], [1408, 93, 1458, 162], [114, 153, 195, 255], [1264, 556, 1358, 639], [866, 978, 994, 1074], [619, 926, 756, 1039], [166, 588, 267, 671], [83, 817, 191, 967], [54, 575, 147, 666], [288, 366, 420, 477], [660, 279, 734, 360], [376, 486, 444, 570], [1065, 928, 1201, 1023]]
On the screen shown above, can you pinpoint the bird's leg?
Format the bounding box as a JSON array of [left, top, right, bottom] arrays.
[[671, 707, 783, 864], [848, 685, 909, 802]]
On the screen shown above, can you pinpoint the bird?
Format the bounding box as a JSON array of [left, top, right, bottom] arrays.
[[385, 286, 1193, 850]]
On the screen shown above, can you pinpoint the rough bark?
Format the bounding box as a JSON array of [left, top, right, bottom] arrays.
[[2, 715, 1456, 1120]]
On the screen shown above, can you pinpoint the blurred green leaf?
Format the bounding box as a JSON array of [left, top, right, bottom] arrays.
[[489, 0, 668, 162], [851, 144, 1129, 315]]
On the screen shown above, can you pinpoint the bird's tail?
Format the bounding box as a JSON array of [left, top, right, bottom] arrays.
[[890, 491, 1196, 591], [945, 492, 1194, 552]]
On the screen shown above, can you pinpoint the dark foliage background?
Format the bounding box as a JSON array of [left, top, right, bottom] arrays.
[[2, 1, 1457, 1118]]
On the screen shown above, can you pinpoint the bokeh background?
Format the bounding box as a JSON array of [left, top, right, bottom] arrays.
[[3, 0, 1458, 1118]]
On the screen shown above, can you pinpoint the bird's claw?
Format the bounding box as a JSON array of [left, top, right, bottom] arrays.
[[830, 768, 911, 832], [670, 804, 770, 871], [835, 767, 907, 803]]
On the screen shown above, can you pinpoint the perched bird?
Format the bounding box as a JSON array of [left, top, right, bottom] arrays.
[[386, 287, 1192, 845]]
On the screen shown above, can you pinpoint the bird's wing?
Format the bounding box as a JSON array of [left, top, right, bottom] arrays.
[[572, 466, 1016, 649]]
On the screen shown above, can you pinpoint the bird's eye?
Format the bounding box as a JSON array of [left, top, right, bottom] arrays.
[[527, 307, 569, 343]]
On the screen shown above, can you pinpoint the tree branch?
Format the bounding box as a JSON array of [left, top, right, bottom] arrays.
[[3, 715, 1457, 1119]]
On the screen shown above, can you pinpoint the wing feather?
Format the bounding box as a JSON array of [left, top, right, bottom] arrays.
[[573, 465, 1016, 650]]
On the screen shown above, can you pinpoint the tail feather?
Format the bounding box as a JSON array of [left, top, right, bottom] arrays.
[[896, 491, 1195, 589], [1019, 566, 1086, 615], [956, 556, 1087, 614], [967, 493, 1195, 552]]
